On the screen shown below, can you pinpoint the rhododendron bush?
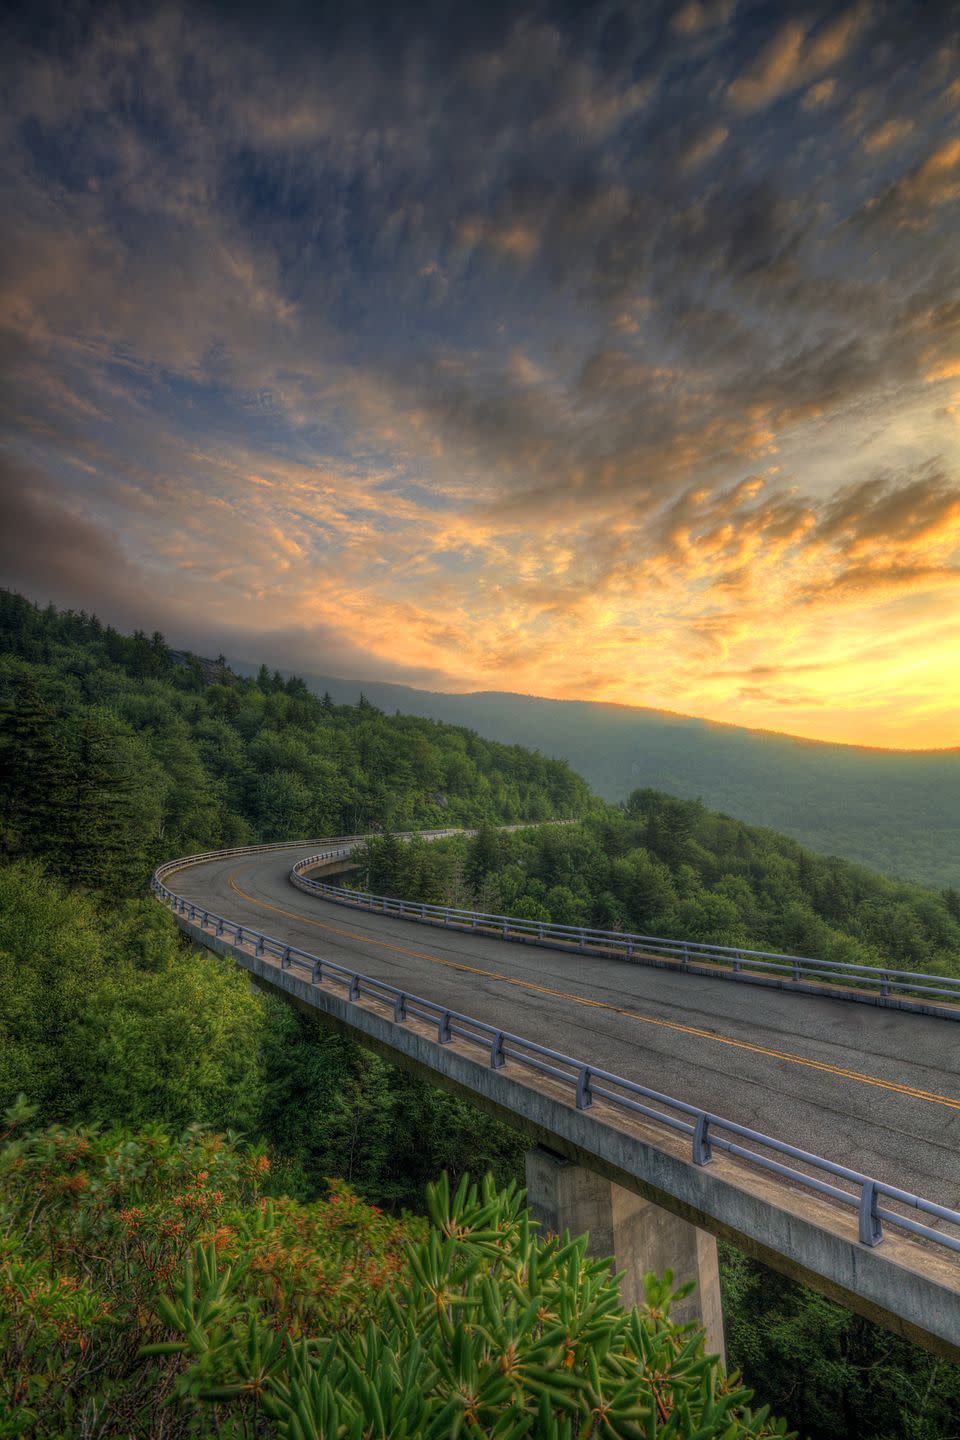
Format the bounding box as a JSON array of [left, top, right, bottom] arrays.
[[1, 1099, 790, 1438]]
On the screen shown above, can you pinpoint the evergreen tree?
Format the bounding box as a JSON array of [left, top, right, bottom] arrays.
[[466, 823, 500, 887], [0, 675, 72, 865], [58, 710, 148, 891]]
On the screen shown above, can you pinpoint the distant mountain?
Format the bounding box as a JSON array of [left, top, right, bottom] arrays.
[[230, 663, 959, 889]]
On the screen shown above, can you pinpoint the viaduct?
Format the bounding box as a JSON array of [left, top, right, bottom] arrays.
[[153, 831, 960, 1363]]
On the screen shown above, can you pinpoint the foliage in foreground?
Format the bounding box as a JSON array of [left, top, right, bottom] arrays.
[[0, 1107, 790, 1439]]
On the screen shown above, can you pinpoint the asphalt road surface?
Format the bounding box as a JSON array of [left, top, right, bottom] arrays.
[[173, 845, 960, 1209]]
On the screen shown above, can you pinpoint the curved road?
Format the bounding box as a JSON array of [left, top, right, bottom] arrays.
[[172, 844, 960, 1212]]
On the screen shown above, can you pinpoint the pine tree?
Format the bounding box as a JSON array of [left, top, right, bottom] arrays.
[[0, 675, 72, 864], [466, 823, 500, 888], [58, 711, 143, 890]]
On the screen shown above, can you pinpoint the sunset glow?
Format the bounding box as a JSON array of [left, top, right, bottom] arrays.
[[1, 2, 958, 747]]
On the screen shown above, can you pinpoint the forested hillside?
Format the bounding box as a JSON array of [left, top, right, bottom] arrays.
[[0, 589, 588, 892], [356, 797, 960, 982], [1, 590, 958, 1438], [276, 669, 960, 888]]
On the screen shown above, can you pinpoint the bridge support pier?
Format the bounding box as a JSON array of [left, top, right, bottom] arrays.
[[524, 1148, 725, 1364]]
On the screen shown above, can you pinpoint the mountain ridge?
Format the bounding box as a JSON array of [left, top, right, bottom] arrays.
[[229, 661, 959, 889]]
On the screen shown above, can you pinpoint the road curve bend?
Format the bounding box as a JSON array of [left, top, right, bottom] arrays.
[[157, 838, 960, 1355], [169, 841, 960, 1212]]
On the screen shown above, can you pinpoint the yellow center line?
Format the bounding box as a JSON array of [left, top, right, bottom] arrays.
[[225, 870, 960, 1112]]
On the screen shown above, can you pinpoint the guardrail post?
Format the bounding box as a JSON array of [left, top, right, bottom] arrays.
[[311, 959, 322, 985], [281, 947, 291, 969], [236, 927, 244, 947], [216, 918, 224, 937], [438, 1011, 452, 1044], [576, 1065, 593, 1110], [394, 993, 407, 1022], [256, 935, 265, 957], [693, 1113, 712, 1166], [490, 1031, 505, 1068], [859, 1181, 883, 1246], [793, 959, 801, 982], [733, 952, 742, 974], [880, 974, 890, 999], [349, 975, 361, 1002], [682, 944, 689, 972]]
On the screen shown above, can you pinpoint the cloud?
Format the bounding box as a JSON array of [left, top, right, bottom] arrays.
[[456, 215, 540, 260], [802, 77, 838, 109], [671, 1, 734, 37], [0, 0, 958, 746], [680, 125, 729, 169], [810, 560, 959, 599], [727, 7, 868, 112], [863, 117, 914, 152], [0, 459, 147, 617], [926, 359, 960, 383], [815, 468, 960, 554], [865, 136, 960, 225]]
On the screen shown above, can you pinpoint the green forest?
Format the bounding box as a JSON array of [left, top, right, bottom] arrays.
[[354, 803, 960, 984], [1, 590, 958, 1438], [277, 672, 960, 889]]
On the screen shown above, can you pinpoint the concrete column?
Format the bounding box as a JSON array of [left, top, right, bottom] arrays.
[[525, 1148, 725, 1364]]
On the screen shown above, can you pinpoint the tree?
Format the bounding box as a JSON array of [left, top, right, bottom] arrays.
[[466, 823, 500, 887], [0, 674, 72, 864], [0, 864, 267, 1132], [58, 709, 157, 892]]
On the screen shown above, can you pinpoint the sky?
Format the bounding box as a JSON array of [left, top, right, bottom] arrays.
[[1, 0, 958, 749]]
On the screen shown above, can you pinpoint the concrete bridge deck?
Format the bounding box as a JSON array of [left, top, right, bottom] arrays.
[[167, 842, 960, 1357]]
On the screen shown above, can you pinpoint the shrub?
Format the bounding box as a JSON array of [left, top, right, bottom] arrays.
[[1, 1103, 791, 1438]]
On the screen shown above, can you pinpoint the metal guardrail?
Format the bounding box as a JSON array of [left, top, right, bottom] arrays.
[[290, 853, 960, 1012], [152, 842, 960, 1260]]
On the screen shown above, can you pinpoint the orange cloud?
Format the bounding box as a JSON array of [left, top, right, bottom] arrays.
[[866, 135, 960, 225], [925, 359, 960, 382], [681, 125, 729, 168], [727, 7, 867, 111], [802, 78, 837, 110], [457, 215, 540, 260], [863, 117, 914, 152]]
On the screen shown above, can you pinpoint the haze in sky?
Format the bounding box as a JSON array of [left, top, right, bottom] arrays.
[[1, 0, 958, 747]]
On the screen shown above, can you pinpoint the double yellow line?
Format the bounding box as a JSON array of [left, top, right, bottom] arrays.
[[226, 870, 960, 1112]]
